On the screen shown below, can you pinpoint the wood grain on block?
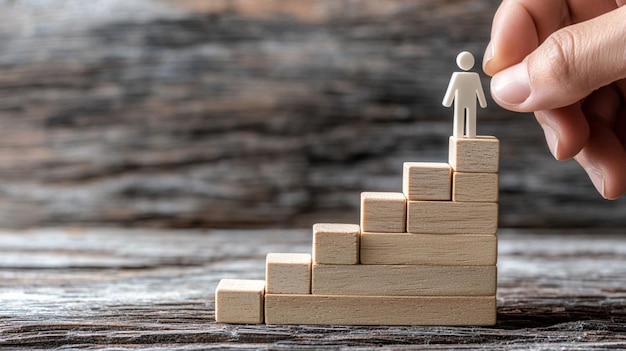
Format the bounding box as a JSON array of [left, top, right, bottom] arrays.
[[407, 201, 498, 235], [449, 136, 500, 173], [265, 294, 496, 326], [360, 233, 497, 265], [215, 279, 265, 324], [313, 223, 360, 265], [453, 172, 499, 202], [402, 162, 452, 201], [266, 253, 312, 294], [360, 192, 407, 233], [312, 264, 496, 296]]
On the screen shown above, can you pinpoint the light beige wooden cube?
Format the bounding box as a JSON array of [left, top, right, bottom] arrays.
[[313, 223, 360, 264], [407, 201, 498, 235], [453, 172, 499, 202], [266, 253, 312, 294], [449, 136, 499, 173], [215, 279, 265, 324], [402, 162, 452, 201], [360, 192, 407, 233]]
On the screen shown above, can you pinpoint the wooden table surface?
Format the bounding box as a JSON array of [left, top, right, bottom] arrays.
[[1, 228, 625, 350]]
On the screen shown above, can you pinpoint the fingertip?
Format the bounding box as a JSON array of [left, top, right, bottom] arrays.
[[486, 1, 539, 75], [482, 41, 495, 76], [574, 119, 626, 200], [490, 61, 531, 109], [539, 122, 560, 160], [599, 155, 626, 200], [577, 155, 626, 200], [535, 107, 589, 160], [604, 186, 626, 201]]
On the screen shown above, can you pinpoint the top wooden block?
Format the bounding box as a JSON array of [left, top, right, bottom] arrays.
[[448, 136, 499, 173]]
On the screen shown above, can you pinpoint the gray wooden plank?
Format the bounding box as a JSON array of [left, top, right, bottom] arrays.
[[0, 228, 625, 349]]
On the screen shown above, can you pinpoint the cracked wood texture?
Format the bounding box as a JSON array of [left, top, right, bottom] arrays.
[[1, 228, 625, 350], [0, 0, 624, 229]]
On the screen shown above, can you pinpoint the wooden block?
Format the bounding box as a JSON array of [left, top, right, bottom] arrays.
[[448, 136, 499, 173], [265, 294, 496, 326], [312, 264, 496, 296], [266, 253, 312, 294], [402, 162, 452, 201], [407, 201, 497, 235], [313, 223, 360, 265], [453, 172, 499, 202], [360, 192, 406, 233], [360, 232, 497, 265], [215, 279, 265, 324]]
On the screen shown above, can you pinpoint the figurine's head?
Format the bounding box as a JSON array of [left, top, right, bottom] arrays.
[[456, 51, 474, 71]]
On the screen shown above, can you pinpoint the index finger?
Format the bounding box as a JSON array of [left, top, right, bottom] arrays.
[[483, 0, 618, 76]]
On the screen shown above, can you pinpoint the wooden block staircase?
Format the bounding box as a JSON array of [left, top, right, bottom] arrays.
[[215, 133, 500, 326]]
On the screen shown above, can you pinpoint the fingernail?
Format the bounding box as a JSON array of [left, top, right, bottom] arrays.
[[541, 124, 560, 159], [483, 41, 493, 70], [586, 167, 606, 198], [491, 61, 531, 105]]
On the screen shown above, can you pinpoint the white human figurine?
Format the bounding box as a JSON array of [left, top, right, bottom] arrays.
[[442, 51, 487, 138]]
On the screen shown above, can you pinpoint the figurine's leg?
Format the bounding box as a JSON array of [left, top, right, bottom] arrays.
[[453, 103, 463, 138], [466, 107, 476, 138]]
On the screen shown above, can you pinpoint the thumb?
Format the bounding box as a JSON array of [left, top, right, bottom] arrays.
[[490, 6, 626, 112]]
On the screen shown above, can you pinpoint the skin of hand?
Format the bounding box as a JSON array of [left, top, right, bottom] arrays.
[[483, 0, 626, 200]]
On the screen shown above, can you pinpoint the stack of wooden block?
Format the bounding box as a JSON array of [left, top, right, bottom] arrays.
[[215, 135, 499, 326]]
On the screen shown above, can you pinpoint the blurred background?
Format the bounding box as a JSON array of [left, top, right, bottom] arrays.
[[0, 0, 623, 230]]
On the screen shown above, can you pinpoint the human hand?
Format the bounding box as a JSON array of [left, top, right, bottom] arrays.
[[483, 0, 626, 199]]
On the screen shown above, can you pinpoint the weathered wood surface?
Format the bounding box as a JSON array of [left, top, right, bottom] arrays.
[[1, 228, 625, 350], [0, 0, 623, 229]]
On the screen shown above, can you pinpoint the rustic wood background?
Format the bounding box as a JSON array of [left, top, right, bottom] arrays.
[[0, 0, 623, 229]]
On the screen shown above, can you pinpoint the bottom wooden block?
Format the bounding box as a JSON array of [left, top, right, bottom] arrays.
[[265, 294, 496, 326], [215, 279, 265, 324]]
